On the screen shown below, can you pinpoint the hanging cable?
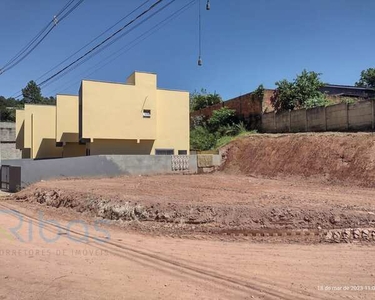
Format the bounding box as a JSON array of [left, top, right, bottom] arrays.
[[11, 0, 168, 98], [37, 0, 168, 88], [10, 0, 151, 98], [34, 0, 151, 84], [46, 0, 197, 95], [198, 0, 202, 66], [0, 0, 84, 75]]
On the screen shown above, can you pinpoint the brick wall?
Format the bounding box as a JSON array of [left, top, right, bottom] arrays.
[[190, 90, 275, 130]]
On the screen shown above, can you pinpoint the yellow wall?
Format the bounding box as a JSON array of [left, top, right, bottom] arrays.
[[56, 94, 79, 143], [15, 110, 25, 150], [153, 89, 190, 154], [24, 105, 62, 159], [81, 77, 157, 140], [15, 71, 190, 159], [81, 72, 189, 155]]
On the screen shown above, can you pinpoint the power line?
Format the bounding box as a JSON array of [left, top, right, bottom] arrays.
[[34, 0, 152, 83], [37, 0, 168, 88], [40, 0, 177, 89], [0, 0, 84, 75], [9, 0, 151, 98], [12, 0, 168, 99], [47, 0, 197, 95]]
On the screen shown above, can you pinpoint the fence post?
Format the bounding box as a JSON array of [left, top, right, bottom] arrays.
[[289, 109, 292, 132], [346, 103, 349, 131], [305, 109, 308, 132], [324, 106, 327, 131], [274, 111, 277, 132]]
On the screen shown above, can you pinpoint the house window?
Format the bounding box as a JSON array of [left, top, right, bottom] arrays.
[[178, 150, 187, 155], [143, 109, 151, 118], [155, 149, 174, 155]]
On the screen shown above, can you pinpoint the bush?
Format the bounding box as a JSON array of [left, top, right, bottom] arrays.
[[304, 95, 331, 109], [190, 126, 217, 151], [208, 107, 236, 132]]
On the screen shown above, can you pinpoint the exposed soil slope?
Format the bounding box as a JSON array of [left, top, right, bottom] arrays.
[[221, 133, 375, 186], [13, 174, 375, 239]]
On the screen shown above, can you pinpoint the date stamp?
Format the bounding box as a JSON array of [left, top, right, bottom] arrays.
[[318, 285, 375, 292]]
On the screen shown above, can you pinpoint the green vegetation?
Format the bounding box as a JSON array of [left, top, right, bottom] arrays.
[[190, 89, 222, 111], [190, 106, 256, 151], [271, 69, 329, 111], [253, 84, 265, 99], [215, 130, 257, 149], [0, 80, 55, 121], [355, 68, 375, 88]]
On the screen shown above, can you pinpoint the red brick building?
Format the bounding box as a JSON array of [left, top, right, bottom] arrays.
[[190, 89, 274, 130]]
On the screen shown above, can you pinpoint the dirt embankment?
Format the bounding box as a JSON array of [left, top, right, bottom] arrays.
[[221, 133, 375, 187], [12, 174, 375, 241]]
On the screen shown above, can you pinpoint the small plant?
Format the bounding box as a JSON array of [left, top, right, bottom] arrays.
[[304, 95, 331, 109], [340, 97, 356, 105]]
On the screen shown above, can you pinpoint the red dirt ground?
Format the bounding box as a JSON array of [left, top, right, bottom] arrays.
[[221, 132, 375, 187], [11, 133, 375, 239], [13, 173, 375, 238]]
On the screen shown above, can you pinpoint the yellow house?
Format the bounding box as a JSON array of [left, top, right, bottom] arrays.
[[16, 104, 62, 159], [16, 71, 190, 159], [56, 94, 86, 157]]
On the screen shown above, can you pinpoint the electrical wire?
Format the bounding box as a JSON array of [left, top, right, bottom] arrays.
[[37, 0, 168, 88], [9, 0, 151, 98], [47, 0, 197, 95], [40, 0, 177, 89], [34, 0, 152, 83], [0, 0, 84, 75]]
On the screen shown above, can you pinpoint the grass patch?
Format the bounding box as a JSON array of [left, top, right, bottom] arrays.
[[215, 130, 257, 149]]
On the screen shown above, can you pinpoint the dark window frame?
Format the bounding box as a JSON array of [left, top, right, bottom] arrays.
[[155, 149, 174, 155]]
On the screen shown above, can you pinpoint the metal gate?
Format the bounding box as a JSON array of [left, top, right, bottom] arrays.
[[0, 165, 21, 192], [1, 165, 10, 190]]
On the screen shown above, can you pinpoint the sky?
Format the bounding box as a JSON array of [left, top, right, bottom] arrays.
[[0, 0, 374, 100]]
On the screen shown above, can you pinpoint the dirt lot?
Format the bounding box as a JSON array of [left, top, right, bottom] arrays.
[[13, 173, 375, 241], [2, 133, 375, 299], [1, 199, 375, 300]]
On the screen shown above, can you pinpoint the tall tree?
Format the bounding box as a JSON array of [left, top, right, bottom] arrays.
[[355, 68, 375, 88], [22, 80, 43, 103]]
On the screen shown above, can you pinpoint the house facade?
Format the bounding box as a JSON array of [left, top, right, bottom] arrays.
[[16, 71, 190, 159]]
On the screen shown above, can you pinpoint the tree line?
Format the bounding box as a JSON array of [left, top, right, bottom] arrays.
[[0, 80, 55, 122]]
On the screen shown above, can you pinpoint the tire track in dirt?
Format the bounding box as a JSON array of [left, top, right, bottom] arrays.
[[0, 202, 334, 300]]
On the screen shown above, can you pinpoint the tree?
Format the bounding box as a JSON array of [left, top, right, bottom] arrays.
[[355, 68, 375, 88], [271, 70, 328, 111], [0, 96, 22, 121], [190, 89, 222, 111], [22, 80, 43, 103]]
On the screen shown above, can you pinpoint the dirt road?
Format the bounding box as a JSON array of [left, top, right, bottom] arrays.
[[0, 200, 374, 300]]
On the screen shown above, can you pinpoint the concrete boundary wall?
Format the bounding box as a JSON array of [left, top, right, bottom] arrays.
[[0, 122, 21, 159], [262, 100, 375, 133], [1, 155, 199, 188]]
